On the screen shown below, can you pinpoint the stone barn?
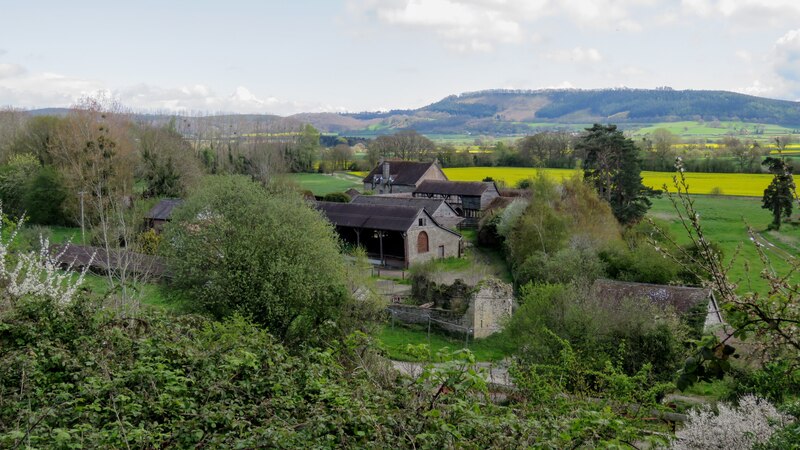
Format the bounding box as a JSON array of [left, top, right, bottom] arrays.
[[316, 201, 462, 268], [349, 195, 463, 230], [362, 160, 448, 194]]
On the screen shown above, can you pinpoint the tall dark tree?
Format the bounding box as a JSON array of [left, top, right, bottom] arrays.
[[761, 156, 796, 230], [578, 124, 652, 225]]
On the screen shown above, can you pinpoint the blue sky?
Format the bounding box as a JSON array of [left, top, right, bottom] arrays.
[[1, 0, 799, 114]]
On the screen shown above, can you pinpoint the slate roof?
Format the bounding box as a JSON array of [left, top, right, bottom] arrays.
[[350, 195, 449, 216], [316, 202, 422, 232], [362, 161, 438, 186], [414, 180, 495, 197], [485, 196, 515, 212], [590, 279, 712, 314], [52, 244, 168, 279], [144, 198, 183, 221]]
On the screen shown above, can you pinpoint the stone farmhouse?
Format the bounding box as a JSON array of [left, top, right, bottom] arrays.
[[362, 160, 447, 194], [349, 195, 463, 230], [315, 201, 462, 268]]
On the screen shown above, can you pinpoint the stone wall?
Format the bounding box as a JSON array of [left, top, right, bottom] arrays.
[[406, 214, 462, 264], [466, 279, 514, 338], [387, 278, 514, 339]]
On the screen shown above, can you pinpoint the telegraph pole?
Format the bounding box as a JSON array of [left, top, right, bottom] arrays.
[[78, 191, 86, 244]]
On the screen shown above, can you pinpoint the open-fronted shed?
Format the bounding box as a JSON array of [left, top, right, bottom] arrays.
[[316, 201, 462, 268]]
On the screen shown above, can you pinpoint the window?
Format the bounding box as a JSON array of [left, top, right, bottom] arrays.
[[418, 218, 426, 226], [417, 231, 429, 253]]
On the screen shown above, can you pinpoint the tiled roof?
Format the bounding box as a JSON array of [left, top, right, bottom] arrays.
[[591, 279, 711, 314], [316, 202, 421, 232], [414, 180, 494, 196], [362, 161, 437, 185], [144, 198, 183, 221], [351, 195, 448, 216]]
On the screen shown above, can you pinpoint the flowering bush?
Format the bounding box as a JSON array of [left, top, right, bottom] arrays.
[[0, 214, 90, 305], [672, 395, 793, 449]]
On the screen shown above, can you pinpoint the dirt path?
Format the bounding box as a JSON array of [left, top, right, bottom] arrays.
[[753, 232, 796, 262]]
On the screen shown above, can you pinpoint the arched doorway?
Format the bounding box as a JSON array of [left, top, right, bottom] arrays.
[[417, 231, 429, 253]]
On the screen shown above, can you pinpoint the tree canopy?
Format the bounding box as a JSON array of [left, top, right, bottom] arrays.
[[163, 175, 351, 342], [578, 124, 652, 224]]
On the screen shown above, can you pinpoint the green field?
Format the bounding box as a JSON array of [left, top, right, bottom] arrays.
[[649, 195, 800, 293], [443, 167, 772, 197], [286, 173, 362, 195], [633, 121, 799, 140]]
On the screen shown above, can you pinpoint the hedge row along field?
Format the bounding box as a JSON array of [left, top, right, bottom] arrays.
[[442, 167, 772, 197]]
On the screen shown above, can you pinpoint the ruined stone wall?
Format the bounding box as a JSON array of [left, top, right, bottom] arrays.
[[465, 279, 514, 338], [387, 278, 514, 338]]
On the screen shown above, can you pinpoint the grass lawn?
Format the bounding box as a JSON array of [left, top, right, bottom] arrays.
[[286, 173, 362, 196], [649, 195, 800, 294], [377, 323, 513, 362], [43, 226, 84, 245], [79, 272, 183, 311]]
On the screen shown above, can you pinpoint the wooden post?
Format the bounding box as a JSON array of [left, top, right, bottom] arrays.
[[379, 231, 385, 266]]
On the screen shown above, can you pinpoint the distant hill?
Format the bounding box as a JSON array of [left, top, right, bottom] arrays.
[[291, 89, 800, 135], [20, 88, 800, 138]]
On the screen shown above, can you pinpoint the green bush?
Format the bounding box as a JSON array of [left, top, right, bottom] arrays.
[[599, 242, 681, 285], [514, 246, 604, 287], [164, 175, 351, 343], [322, 191, 351, 203], [0, 292, 664, 448], [23, 166, 68, 225], [505, 283, 688, 380]]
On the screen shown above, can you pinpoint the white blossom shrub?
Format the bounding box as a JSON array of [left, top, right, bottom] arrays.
[[496, 198, 529, 239], [672, 395, 793, 450], [0, 215, 91, 305]]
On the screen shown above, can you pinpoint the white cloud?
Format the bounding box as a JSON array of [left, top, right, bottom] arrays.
[[0, 63, 341, 114], [619, 66, 647, 77], [735, 50, 753, 63], [348, 0, 649, 52], [735, 29, 800, 100], [774, 29, 800, 84], [0, 63, 26, 79], [546, 47, 603, 63], [0, 49, 7, 56], [682, 0, 800, 25]]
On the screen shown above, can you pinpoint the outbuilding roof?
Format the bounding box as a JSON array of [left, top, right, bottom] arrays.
[[351, 195, 450, 215], [52, 244, 167, 279], [144, 198, 183, 221], [590, 279, 712, 314], [414, 180, 496, 197], [316, 202, 423, 232], [362, 161, 438, 186]]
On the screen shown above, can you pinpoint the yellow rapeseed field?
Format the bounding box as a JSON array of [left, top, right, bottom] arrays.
[[442, 167, 772, 197]]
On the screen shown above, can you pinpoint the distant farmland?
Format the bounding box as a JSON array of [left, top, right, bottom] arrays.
[[443, 167, 771, 197]]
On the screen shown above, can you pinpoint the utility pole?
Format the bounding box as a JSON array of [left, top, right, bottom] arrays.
[[78, 191, 86, 244]]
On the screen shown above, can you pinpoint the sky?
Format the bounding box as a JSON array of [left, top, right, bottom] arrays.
[[1, 0, 799, 115]]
